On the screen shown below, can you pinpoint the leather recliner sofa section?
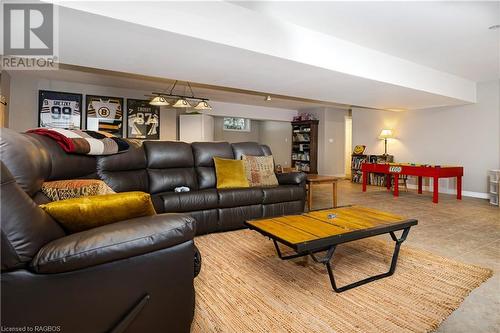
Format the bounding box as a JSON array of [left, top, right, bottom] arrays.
[[95, 139, 306, 235], [0, 128, 197, 333], [0, 128, 306, 332]]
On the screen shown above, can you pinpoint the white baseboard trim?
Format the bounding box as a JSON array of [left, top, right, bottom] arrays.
[[406, 184, 489, 199]]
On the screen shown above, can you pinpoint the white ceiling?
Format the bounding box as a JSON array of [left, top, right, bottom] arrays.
[[233, 1, 500, 82]]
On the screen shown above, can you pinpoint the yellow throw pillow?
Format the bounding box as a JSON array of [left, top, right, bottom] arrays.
[[214, 157, 250, 189], [41, 179, 115, 201], [40, 191, 156, 233]]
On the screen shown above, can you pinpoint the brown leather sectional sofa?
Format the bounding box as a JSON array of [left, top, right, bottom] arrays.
[[0, 128, 306, 332]]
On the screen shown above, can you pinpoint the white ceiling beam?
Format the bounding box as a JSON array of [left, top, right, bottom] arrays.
[[54, 1, 476, 110]]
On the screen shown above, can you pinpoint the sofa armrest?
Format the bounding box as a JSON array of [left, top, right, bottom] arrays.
[[276, 172, 307, 185], [30, 213, 195, 274]]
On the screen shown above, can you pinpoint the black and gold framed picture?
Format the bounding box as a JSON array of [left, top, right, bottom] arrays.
[[86, 95, 124, 136], [127, 99, 160, 140], [38, 90, 82, 129]]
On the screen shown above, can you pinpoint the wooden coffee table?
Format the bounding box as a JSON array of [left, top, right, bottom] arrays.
[[245, 206, 417, 293]]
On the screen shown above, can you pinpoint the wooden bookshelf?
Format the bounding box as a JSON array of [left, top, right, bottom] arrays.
[[291, 120, 318, 174], [351, 154, 394, 186]]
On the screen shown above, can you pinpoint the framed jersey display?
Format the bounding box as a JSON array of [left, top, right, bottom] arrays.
[[86, 95, 124, 137], [127, 99, 160, 140], [38, 90, 82, 129]]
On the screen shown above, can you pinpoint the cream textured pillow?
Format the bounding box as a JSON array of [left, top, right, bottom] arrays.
[[242, 155, 279, 187]]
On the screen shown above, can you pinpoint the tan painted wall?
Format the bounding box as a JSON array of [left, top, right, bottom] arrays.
[[352, 80, 500, 195], [7, 72, 177, 140], [213, 116, 261, 143], [0, 71, 11, 127], [259, 120, 292, 168]]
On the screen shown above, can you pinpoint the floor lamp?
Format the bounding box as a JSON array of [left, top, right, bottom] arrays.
[[379, 129, 394, 156]]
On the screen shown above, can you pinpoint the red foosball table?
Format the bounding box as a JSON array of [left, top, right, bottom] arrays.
[[361, 163, 463, 203]]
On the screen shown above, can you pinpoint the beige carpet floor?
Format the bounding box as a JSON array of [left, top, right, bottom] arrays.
[[192, 229, 492, 333]]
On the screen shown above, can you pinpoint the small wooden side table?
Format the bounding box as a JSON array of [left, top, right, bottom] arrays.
[[306, 175, 339, 210]]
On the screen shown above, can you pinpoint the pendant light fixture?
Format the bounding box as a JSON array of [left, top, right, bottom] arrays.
[[148, 80, 212, 111], [149, 95, 170, 106], [194, 100, 212, 110], [172, 98, 192, 108]]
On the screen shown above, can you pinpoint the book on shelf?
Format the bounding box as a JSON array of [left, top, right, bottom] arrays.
[[350, 153, 394, 185], [291, 120, 318, 174]]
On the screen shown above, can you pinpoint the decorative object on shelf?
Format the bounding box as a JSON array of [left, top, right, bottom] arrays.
[[38, 90, 82, 129], [353, 145, 366, 155], [127, 99, 160, 140], [291, 119, 319, 174], [147, 80, 212, 111], [86, 95, 124, 136], [293, 112, 316, 122], [265, 95, 272, 101], [488, 170, 500, 206], [379, 129, 394, 155], [0, 95, 6, 106]]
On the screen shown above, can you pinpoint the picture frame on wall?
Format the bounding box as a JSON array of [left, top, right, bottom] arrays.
[[86, 95, 124, 137], [126, 99, 160, 140], [38, 90, 82, 129]]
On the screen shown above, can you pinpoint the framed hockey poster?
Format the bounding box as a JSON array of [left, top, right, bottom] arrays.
[[86, 95, 124, 137], [38, 90, 82, 129], [127, 99, 160, 140]]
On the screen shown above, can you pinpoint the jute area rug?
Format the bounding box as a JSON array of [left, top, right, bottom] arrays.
[[192, 229, 492, 333]]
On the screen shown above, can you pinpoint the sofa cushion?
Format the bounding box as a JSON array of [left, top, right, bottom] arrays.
[[263, 200, 305, 217], [262, 185, 305, 204], [218, 205, 262, 231], [1, 162, 65, 271], [0, 128, 51, 196], [144, 141, 198, 193], [97, 143, 149, 192], [231, 142, 269, 160], [148, 168, 198, 194], [27, 133, 97, 181], [159, 189, 218, 213], [144, 141, 194, 168], [218, 188, 263, 208], [192, 142, 234, 189]]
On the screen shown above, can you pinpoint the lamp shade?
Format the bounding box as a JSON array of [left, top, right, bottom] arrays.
[[194, 100, 212, 110], [149, 96, 170, 106], [379, 129, 394, 139], [172, 98, 192, 108]]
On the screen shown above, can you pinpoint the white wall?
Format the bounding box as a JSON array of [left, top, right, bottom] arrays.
[[352, 80, 500, 196], [8, 73, 177, 140]]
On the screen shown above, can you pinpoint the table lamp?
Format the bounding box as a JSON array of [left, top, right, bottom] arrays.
[[379, 129, 394, 155]]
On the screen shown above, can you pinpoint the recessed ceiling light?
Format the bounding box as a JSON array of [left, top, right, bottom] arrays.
[[488, 24, 500, 30]]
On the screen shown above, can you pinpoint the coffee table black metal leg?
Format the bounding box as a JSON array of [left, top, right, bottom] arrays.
[[321, 227, 411, 293], [273, 240, 308, 260]]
